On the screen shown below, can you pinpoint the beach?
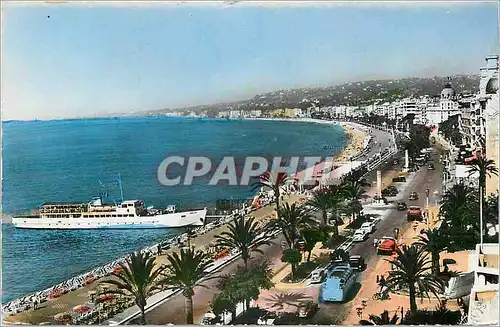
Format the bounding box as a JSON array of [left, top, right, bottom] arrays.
[[2, 118, 368, 325]]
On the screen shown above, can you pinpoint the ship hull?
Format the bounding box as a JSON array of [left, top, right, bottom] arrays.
[[11, 209, 206, 229]]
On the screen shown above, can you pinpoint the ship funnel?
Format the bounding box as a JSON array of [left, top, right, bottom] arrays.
[[90, 197, 103, 206]]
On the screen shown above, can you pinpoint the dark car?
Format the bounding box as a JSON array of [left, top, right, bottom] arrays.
[[349, 255, 366, 271], [392, 159, 399, 166], [409, 191, 419, 201], [428, 163, 435, 170], [397, 201, 407, 211], [381, 187, 398, 197], [392, 176, 407, 183]]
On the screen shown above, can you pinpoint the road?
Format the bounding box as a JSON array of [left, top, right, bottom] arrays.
[[350, 148, 444, 269], [356, 127, 393, 161]]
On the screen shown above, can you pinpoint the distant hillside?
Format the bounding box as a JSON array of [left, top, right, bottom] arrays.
[[137, 74, 480, 116]]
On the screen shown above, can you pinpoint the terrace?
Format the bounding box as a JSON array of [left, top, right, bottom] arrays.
[[468, 243, 499, 325]]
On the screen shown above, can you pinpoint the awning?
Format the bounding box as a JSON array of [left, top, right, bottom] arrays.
[[443, 272, 475, 299]]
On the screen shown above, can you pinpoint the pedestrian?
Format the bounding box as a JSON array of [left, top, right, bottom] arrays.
[[373, 238, 379, 247], [33, 299, 37, 310], [157, 244, 162, 256]]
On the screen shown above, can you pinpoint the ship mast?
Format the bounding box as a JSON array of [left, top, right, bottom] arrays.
[[117, 173, 124, 203]]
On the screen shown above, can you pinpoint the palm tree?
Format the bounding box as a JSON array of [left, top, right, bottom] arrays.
[[214, 215, 271, 270], [252, 171, 288, 214], [306, 190, 332, 226], [439, 183, 478, 229], [383, 246, 445, 315], [467, 157, 498, 244], [342, 180, 367, 221], [99, 251, 165, 324], [307, 185, 347, 234], [273, 203, 317, 248], [360, 310, 399, 325], [415, 229, 446, 276], [439, 183, 480, 251], [161, 248, 214, 324]]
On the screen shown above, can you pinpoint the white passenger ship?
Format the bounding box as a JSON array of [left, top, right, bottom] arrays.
[[11, 197, 207, 229]]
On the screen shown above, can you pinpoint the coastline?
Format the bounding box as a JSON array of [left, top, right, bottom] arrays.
[[1, 117, 367, 324], [242, 117, 369, 162]]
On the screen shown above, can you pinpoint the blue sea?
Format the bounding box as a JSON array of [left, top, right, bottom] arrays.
[[1, 117, 346, 302]]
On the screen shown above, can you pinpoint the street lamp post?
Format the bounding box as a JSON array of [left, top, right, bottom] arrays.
[[425, 189, 430, 229]]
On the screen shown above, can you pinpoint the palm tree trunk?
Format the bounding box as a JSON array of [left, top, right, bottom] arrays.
[[291, 263, 297, 280], [408, 284, 418, 315], [185, 295, 194, 324], [432, 251, 440, 276], [322, 211, 328, 226], [275, 188, 280, 213], [307, 250, 312, 262], [332, 223, 339, 236], [479, 185, 484, 245], [139, 306, 146, 325]]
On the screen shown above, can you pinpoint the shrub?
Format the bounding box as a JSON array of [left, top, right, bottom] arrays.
[[401, 308, 461, 325]]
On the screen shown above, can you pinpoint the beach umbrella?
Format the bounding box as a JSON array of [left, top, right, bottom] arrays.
[[99, 294, 115, 302], [54, 312, 72, 323], [73, 305, 92, 313]]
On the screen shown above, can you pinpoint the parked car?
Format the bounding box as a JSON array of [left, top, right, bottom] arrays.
[[369, 217, 381, 225], [428, 163, 435, 170], [409, 191, 419, 201], [310, 268, 326, 284], [392, 176, 407, 183], [298, 301, 319, 318], [348, 255, 366, 271], [392, 159, 399, 166], [397, 201, 408, 211], [352, 229, 369, 242], [377, 237, 397, 255], [373, 196, 389, 204], [407, 206, 423, 222], [360, 221, 375, 234], [382, 186, 398, 197]]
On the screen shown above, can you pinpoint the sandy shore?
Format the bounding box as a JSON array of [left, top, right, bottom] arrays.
[[2, 118, 366, 325], [335, 122, 368, 162]]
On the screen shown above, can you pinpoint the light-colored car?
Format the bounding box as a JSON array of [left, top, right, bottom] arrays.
[[352, 229, 369, 242], [310, 267, 326, 283], [360, 222, 375, 234], [369, 217, 381, 225]]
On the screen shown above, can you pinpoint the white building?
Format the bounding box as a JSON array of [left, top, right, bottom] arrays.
[[482, 55, 499, 195], [229, 110, 242, 118], [426, 81, 460, 126], [374, 102, 390, 117], [249, 109, 262, 117], [467, 243, 499, 325]]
